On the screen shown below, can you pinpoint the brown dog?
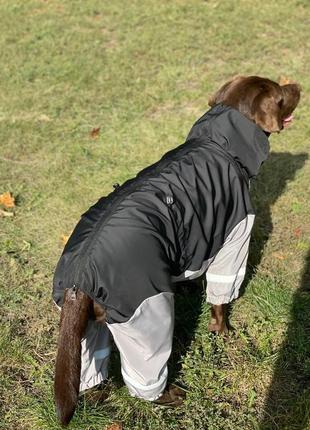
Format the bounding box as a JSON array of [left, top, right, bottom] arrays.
[[54, 76, 300, 426]]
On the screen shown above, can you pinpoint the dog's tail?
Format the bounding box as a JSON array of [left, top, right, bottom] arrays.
[[54, 287, 91, 427]]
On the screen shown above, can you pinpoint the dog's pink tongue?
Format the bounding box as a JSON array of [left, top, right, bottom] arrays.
[[284, 114, 293, 122], [283, 114, 294, 127]]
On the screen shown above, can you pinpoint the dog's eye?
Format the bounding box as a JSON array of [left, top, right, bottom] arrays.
[[278, 98, 284, 108]]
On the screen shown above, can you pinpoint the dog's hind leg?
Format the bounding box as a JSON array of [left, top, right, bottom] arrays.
[[54, 287, 92, 427]]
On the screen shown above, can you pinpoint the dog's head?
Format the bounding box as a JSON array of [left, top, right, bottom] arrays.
[[209, 76, 301, 133]]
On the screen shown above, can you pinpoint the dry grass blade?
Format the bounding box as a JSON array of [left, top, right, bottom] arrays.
[[0, 208, 14, 217]]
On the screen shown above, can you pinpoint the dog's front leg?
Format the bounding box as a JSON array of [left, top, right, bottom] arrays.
[[208, 304, 228, 334]]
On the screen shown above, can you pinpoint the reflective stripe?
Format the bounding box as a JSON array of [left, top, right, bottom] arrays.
[[184, 268, 204, 278], [93, 346, 111, 360], [121, 366, 168, 391], [173, 257, 214, 282], [206, 267, 246, 283]]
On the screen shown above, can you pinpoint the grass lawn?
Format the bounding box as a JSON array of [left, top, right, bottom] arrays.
[[0, 0, 309, 429]]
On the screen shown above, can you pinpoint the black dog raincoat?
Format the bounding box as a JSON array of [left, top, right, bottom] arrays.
[[53, 104, 269, 399]]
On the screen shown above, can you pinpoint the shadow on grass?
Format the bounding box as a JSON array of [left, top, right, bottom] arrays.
[[247, 151, 308, 281], [169, 279, 204, 383], [243, 151, 309, 430], [260, 249, 310, 430]]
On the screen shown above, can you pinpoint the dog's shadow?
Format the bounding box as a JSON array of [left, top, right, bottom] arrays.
[[169, 279, 205, 383], [259, 249, 310, 430], [244, 151, 308, 286], [241, 151, 309, 430]]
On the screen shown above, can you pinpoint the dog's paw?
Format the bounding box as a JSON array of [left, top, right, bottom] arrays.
[[208, 322, 229, 335], [154, 384, 186, 407]]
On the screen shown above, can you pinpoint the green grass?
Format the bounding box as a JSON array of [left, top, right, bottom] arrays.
[[0, 0, 309, 429]]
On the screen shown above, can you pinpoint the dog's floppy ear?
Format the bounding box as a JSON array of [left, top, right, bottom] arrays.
[[280, 83, 301, 116], [252, 82, 301, 133], [278, 77, 301, 112], [208, 76, 245, 107], [251, 90, 282, 133]]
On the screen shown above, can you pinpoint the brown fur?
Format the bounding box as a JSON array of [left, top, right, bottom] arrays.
[[208, 75, 301, 132], [54, 289, 104, 426], [54, 76, 301, 426]]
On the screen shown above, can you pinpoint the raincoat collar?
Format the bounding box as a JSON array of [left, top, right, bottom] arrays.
[[187, 104, 270, 179]]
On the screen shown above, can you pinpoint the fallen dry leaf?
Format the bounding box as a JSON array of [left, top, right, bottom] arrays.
[[106, 423, 123, 430], [90, 127, 100, 138], [0, 192, 15, 208], [272, 252, 285, 260], [278, 76, 293, 86], [293, 227, 302, 238], [60, 234, 70, 246]]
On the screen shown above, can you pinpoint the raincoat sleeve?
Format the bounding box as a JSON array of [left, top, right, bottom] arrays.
[[205, 215, 255, 304]]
